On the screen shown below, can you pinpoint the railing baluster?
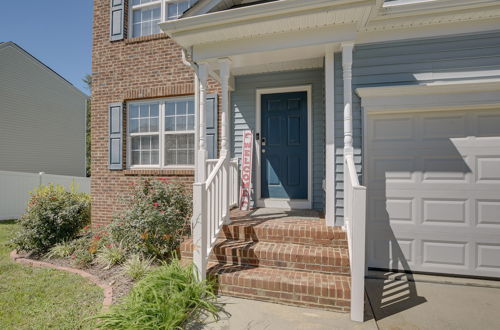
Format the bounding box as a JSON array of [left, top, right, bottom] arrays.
[[195, 156, 240, 280]]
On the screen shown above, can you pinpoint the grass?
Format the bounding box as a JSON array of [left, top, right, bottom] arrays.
[[97, 258, 219, 329], [0, 220, 103, 330]]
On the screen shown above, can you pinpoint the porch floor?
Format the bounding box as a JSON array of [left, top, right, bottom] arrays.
[[230, 208, 323, 222]]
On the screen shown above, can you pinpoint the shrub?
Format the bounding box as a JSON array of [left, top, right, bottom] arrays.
[[11, 184, 90, 254], [121, 254, 154, 281], [97, 259, 219, 329], [95, 242, 127, 269], [109, 179, 191, 259]]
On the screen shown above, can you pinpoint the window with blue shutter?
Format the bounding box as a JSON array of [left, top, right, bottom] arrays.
[[110, 0, 125, 41], [109, 103, 123, 170], [205, 94, 218, 159]]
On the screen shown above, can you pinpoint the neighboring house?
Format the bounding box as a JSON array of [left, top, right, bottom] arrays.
[[0, 42, 88, 177], [92, 0, 500, 321]]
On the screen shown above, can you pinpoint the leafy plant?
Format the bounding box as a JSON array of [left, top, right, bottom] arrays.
[[109, 179, 191, 259], [11, 184, 90, 254], [46, 241, 75, 259], [95, 242, 127, 269], [121, 254, 154, 281], [97, 259, 219, 329]]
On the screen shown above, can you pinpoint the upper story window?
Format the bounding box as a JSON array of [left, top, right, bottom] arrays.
[[130, 0, 197, 38], [127, 97, 195, 168]]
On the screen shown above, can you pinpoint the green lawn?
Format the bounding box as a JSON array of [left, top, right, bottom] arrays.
[[0, 220, 103, 330]]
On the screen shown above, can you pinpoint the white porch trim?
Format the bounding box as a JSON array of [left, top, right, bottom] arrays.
[[356, 80, 500, 114], [255, 85, 313, 210], [324, 46, 336, 226]]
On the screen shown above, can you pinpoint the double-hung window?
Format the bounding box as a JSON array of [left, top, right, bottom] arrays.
[[128, 98, 195, 168], [130, 0, 197, 38]]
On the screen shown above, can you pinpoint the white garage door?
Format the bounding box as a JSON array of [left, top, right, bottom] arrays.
[[366, 108, 500, 278]]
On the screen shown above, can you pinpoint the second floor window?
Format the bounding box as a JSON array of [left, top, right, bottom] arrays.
[[130, 0, 197, 38]]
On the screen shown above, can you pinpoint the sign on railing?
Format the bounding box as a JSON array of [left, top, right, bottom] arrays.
[[239, 130, 253, 211]]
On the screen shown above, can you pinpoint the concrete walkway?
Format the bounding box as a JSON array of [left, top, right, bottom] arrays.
[[365, 271, 500, 330], [194, 272, 500, 330]]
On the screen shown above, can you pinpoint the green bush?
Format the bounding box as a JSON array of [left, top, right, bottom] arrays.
[[97, 259, 219, 329], [11, 184, 90, 254], [109, 179, 191, 259]]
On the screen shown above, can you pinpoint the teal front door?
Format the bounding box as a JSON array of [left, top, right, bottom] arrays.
[[261, 91, 308, 199]]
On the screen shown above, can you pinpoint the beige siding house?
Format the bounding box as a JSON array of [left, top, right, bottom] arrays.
[[0, 42, 87, 176]]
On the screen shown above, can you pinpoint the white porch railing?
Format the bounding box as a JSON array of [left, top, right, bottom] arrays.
[[344, 154, 367, 322], [206, 158, 239, 208], [193, 154, 239, 280]]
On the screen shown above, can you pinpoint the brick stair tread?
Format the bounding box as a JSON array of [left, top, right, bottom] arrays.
[[219, 221, 347, 247], [181, 238, 350, 274], [208, 263, 351, 312]]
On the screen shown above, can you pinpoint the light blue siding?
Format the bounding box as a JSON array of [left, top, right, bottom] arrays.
[[334, 31, 500, 224], [231, 69, 325, 210]]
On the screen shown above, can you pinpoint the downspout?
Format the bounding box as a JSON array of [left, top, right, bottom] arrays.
[[181, 48, 200, 182]]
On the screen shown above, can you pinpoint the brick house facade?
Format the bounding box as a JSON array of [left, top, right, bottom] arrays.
[[91, 0, 220, 226]]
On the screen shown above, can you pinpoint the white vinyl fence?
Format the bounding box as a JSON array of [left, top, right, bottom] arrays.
[[0, 171, 90, 220]]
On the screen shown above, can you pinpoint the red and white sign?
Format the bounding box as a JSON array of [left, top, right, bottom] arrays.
[[239, 130, 254, 211]]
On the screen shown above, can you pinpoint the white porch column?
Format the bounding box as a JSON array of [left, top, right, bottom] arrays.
[[194, 74, 200, 182], [197, 62, 209, 182], [342, 42, 354, 157], [325, 48, 336, 226], [192, 62, 209, 281], [219, 58, 231, 224]]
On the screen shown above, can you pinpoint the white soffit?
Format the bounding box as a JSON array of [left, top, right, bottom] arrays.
[[160, 0, 373, 48], [356, 80, 500, 113]]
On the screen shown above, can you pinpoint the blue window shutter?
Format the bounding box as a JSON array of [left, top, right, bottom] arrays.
[[205, 94, 218, 159], [110, 0, 125, 41], [109, 103, 123, 170]]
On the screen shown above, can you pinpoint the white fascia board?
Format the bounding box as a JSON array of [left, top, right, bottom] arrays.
[[192, 24, 357, 61], [356, 80, 500, 113]]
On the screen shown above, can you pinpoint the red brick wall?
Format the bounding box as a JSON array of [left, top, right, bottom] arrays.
[[91, 0, 220, 226]]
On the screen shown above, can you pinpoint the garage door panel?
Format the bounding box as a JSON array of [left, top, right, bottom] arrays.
[[477, 200, 500, 227], [422, 199, 468, 226], [476, 156, 500, 182], [367, 108, 500, 278], [477, 244, 500, 271], [421, 240, 468, 268]]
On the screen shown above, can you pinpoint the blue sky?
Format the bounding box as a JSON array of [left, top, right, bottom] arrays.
[[0, 1, 94, 94]]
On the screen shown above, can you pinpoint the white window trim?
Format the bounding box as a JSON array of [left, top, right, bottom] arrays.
[[127, 96, 195, 170], [128, 0, 194, 38]]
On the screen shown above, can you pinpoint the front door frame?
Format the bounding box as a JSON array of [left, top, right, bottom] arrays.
[[255, 85, 313, 209]]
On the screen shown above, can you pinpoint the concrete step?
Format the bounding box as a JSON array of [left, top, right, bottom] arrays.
[[219, 219, 347, 247], [181, 238, 350, 275], [208, 264, 351, 312]]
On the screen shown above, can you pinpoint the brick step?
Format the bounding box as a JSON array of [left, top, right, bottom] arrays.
[[181, 238, 350, 275], [219, 221, 347, 247], [208, 264, 351, 312]]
